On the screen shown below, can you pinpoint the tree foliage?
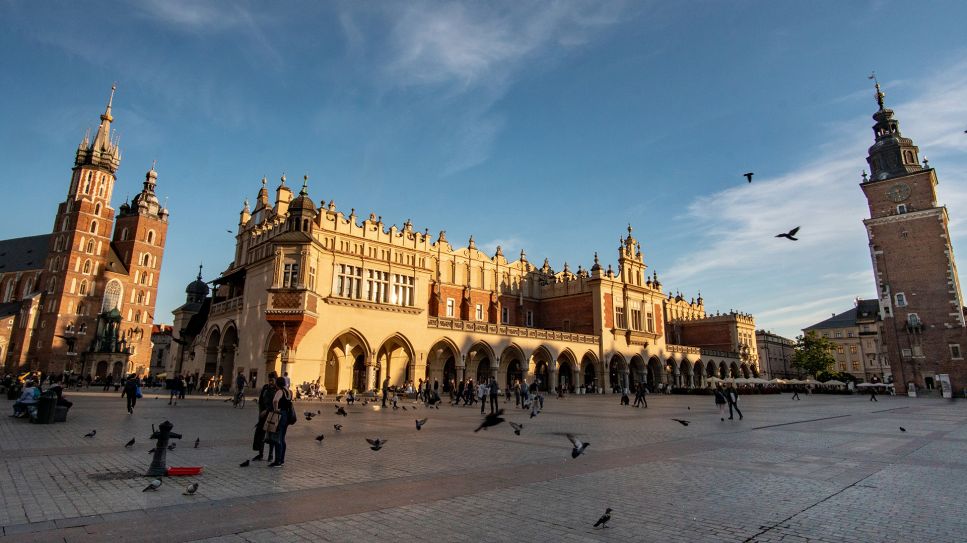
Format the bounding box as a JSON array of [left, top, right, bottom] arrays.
[[792, 331, 836, 377]]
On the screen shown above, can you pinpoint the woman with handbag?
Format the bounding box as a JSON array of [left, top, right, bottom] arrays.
[[252, 372, 277, 462], [268, 377, 293, 468]]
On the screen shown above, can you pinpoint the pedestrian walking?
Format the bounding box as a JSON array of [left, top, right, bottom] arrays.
[[253, 372, 278, 462], [514, 379, 521, 407], [381, 377, 390, 408], [478, 380, 488, 414], [633, 383, 648, 408], [714, 386, 727, 421], [121, 374, 141, 414], [726, 385, 743, 420], [791, 387, 801, 400], [268, 376, 292, 468], [869, 387, 878, 402]]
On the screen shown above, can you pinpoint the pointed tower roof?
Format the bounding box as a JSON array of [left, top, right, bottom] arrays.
[[865, 74, 922, 181], [74, 84, 122, 173]]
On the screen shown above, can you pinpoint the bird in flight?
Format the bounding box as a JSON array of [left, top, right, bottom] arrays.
[[567, 434, 590, 458], [333, 424, 342, 432], [593, 508, 612, 528], [899, 427, 906, 432], [366, 438, 387, 451], [776, 226, 800, 241], [226, 230, 233, 234], [183, 482, 199, 496], [143, 479, 162, 492], [744, 172, 754, 183], [509, 421, 523, 435], [315, 434, 325, 442], [124, 438, 135, 448], [336, 406, 348, 417], [672, 419, 690, 426], [474, 409, 505, 432], [415, 418, 427, 431], [239, 459, 250, 467], [83, 430, 96, 438], [194, 438, 200, 448]]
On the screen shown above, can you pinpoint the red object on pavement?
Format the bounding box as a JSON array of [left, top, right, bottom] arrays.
[[166, 467, 203, 476]]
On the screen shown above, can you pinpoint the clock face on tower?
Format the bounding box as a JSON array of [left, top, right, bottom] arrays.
[[887, 182, 911, 203]]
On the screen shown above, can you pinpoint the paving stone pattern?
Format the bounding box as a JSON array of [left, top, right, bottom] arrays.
[[0, 390, 964, 542]]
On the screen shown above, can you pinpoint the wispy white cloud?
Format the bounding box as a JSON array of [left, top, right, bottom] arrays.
[[664, 59, 967, 337]]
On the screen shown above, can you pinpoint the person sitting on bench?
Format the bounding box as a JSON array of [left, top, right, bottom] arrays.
[[12, 380, 40, 418]]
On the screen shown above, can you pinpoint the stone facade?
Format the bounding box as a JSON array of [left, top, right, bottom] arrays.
[[755, 330, 797, 379], [172, 176, 757, 394], [0, 87, 168, 377], [860, 82, 966, 395], [802, 300, 890, 382]]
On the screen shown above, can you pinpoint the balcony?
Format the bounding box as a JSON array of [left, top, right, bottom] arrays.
[[700, 348, 740, 359], [666, 344, 700, 355], [210, 296, 243, 316], [427, 316, 599, 345], [264, 289, 320, 351]]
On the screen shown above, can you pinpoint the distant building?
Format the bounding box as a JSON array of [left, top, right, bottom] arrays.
[[803, 299, 890, 382], [755, 330, 797, 379], [859, 82, 965, 394], [0, 86, 169, 378], [150, 324, 173, 377]]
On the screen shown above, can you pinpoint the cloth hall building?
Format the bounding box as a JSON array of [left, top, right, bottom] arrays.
[[172, 175, 758, 394]]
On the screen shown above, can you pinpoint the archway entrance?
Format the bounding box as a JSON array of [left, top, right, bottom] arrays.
[[647, 357, 663, 392], [96, 360, 108, 378], [505, 359, 523, 389], [352, 356, 367, 392], [326, 330, 370, 393], [679, 360, 692, 388], [475, 357, 492, 382], [112, 361, 123, 379], [535, 361, 549, 391], [693, 361, 705, 388], [427, 340, 459, 392], [220, 326, 238, 383], [581, 353, 598, 393], [375, 335, 414, 388], [609, 355, 627, 393], [629, 356, 646, 391], [204, 329, 220, 375], [558, 360, 574, 393]]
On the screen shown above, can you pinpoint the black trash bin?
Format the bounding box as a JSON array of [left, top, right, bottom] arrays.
[[34, 393, 57, 424]]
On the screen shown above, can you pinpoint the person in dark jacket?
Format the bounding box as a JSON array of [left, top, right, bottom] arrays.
[[253, 372, 278, 462], [269, 377, 292, 468], [488, 377, 499, 414], [714, 386, 727, 421], [726, 385, 743, 420], [121, 374, 141, 414]]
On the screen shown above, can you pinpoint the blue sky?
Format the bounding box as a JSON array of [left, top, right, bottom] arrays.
[[1, 0, 966, 338]]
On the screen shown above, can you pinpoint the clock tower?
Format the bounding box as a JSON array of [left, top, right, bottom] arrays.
[[860, 81, 967, 396]]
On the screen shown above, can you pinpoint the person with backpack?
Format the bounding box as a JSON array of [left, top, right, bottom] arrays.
[[268, 376, 293, 468], [121, 374, 141, 414]]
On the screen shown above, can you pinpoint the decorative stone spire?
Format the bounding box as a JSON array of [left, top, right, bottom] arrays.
[[468, 235, 476, 250], [495, 245, 503, 258], [591, 252, 601, 272]]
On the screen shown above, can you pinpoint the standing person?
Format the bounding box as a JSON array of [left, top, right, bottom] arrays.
[[513, 379, 521, 407], [178, 374, 187, 400], [454, 379, 465, 406], [381, 377, 390, 408], [269, 377, 292, 468], [791, 386, 801, 400], [282, 372, 291, 389], [478, 380, 488, 414], [235, 371, 247, 403], [253, 372, 278, 462], [488, 377, 499, 414], [122, 374, 141, 414], [103, 374, 114, 392], [714, 386, 727, 421], [726, 385, 743, 420], [168, 375, 181, 405]]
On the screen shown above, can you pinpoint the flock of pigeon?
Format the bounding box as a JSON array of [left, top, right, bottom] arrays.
[[83, 428, 203, 495]]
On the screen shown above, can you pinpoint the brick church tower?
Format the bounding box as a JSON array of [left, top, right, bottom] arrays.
[[860, 80, 966, 396]]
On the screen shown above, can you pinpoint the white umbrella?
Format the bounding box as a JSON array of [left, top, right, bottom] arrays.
[[750, 377, 771, 384], [856, 382, 888, 388], [785, 379, 805, 385], [769, 378, 787, 384], [822, 379, 846, 387], [733, 377, 752, 385], [706, 377, 724, 385]]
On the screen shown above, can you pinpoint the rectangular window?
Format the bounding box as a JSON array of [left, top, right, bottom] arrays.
[[563, 319, 571, 332], [851, 361, 860, 371], [847, 331, 853, 337], [895, 292, 907, 307], [336, 264, 363, 299], [849, 345, 857, 354], [907, 313, 920, 327], [282, 262, 300, 288], [897, 204, 908, 214], [391, 274, 414, 307], [835, 331, 843, 338], [308, 266, 316, 290], [445, 298, 455, 318], [475, 304, 483, 321], [365, 269, 390, 303], [836, 345, 844, 354], [525, 310, 534, 327], [629, 302, 642, 331], [501, 306, 509, 324], [614, 306, 626, 329], [901, 348, 912, 358], [950, 344, 962, 359], [645, 307, 654, 332], [912, 345, 923, 356]]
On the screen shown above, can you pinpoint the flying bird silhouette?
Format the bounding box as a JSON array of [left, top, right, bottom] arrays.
[[567, 434, 590, 458], [183, 482, 199, 496], [593, 508, 612, 528], [776, 226, 800, 241], [333, 424, 342, 432], [124, 438, 136, 448], [899, 427, 906, 432], [226, 229, 234, 234], [336, 406, 348, 417], [366, 438, 387, 451], [672, 419, 690, 426], [509, 421, 523, 435], [143, 479, 162, 492], [744, 172, 754, 183], [315, 434, 325, 442], [474, 409, 505, 432], [239, 459, 250, 467], [415, 418, 427, 430], [83, 430, 96, 438]]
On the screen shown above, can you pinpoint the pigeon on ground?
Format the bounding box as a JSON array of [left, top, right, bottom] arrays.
[[142, 479, 162, 492], [304, 412, 315, 422], [415, 418, 427, 430], [335, 395, 343, 403], [567, 434, 590, 458], [167, 443, 177, 451], [899, 427, 906, 432], [366, 438, 387, 451], [672, 419, 690, 426], [593, 508, 612, 528], [401, 406, 407, 411], [315, 434, 325, 442], [239, 459, 250, 467], [336, 406, 348, 417], [317, 410, 321, 415], [194, 438, 200, 448], [687, 406, 691, 410], [744, 172, 754, 183], [530, 409, 540, 419], [83, 430, 96, 438], [509, 422, 523, 435], [124, 438, 136, 448], [776, 226, 800, 241], [474, 409, 505, 432], [183, 482, 199, 496], [362, 400, 368, 406], [334, 424, 342, 432]]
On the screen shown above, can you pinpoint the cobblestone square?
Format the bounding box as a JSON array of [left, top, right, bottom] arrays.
[[1, 391, 965, 542]]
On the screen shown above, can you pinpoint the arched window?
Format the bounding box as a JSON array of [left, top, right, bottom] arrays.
[[135, 310, 141, 323], [139, 272, 147, 285], [83, 175, 91, 194], [136, 290, 145, 304], [101, 280, 122, 312], [21, 278, 34, 297], [94, 202, 101, 216], [120, 227, 128, 241], [61, 217, 69, 231], [90, 221, 97, 235], [97, 179, 106, 197], [147, 230, 155, 244], [76, 303, 84, 315], [83, 259, 91, 274], [47, 277, 56, 293], [86, 239, 94, 253], [79, 280, 88, 296], [141, 253, 150, 266]]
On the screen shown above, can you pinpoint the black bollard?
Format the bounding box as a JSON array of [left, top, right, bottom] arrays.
[[146, 420, 183, 477]]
